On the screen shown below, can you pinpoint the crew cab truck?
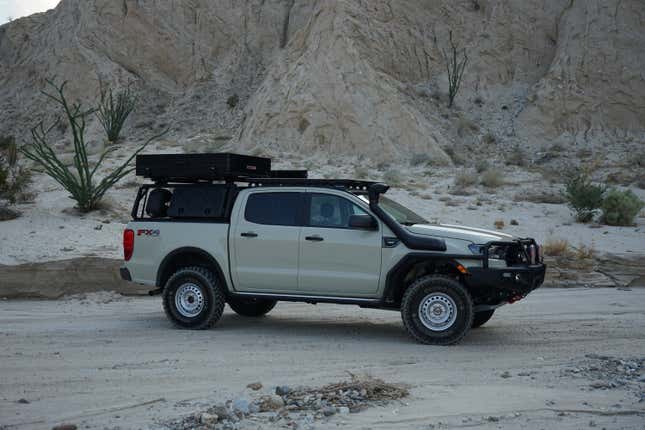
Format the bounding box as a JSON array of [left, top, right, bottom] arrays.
[[121, 153, 545, 345]]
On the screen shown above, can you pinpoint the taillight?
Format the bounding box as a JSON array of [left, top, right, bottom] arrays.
[[123, 229, 134, 261]]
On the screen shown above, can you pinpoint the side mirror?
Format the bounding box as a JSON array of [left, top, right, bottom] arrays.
[[349, 214, 378, 230]]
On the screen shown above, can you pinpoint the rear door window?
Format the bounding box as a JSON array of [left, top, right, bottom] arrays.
[[244, 192, 303, 226]]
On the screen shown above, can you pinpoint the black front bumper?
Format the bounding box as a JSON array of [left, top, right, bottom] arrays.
[[465, 263, 546, 302], [120, 267, 132, 282]]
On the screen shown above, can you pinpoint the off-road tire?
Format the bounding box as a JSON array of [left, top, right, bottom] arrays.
[[472, 309, 495, 328], [401, 275, 473, 345], [228, 297, 277, 317], [162, 266, 225, 329]]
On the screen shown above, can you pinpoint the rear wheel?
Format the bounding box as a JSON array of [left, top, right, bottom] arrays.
[[401, 275, 473, 345], [228, 297, 277, 317], [162, 266, 225, 329], [472, 309, 495, 328]]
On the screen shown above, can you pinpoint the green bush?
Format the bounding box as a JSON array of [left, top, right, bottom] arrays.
[[600, 189, 644, 226], [21, 79, 167, 213], [96, 84, 136, 142], [563, 170, 605, 223]]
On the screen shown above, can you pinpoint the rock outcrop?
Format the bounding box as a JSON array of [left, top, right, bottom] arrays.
[[0, 0, 643, 162]]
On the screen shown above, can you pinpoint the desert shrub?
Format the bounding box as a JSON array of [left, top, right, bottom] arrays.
[[600, 189, 644, 226], [574, 243, 595, 260], [633, 152, 645, 168], [96, 84, 136, 142], [505, 144, 526, 167], [0, 134, 15, 148], [410, 153, 432, 166], [480, 169, 503, 188], [516, 191, 567, 204], [444, 147, 465, 166], [543, 239, 570, 257], [549, 142, 564, 153], [454, 172, 477, 187], [493, 219, 504, 230], [227, 94, 239, 109], [354, 165, 369, 179], [383, 169, 403, 186], [481, 132, 496, 145], [457, 116, 478, 136], [0, 138, 31, 204], [475, 159, 489, 173], [441, 30, 468, 108], [0, 205, 21, 221], [563, 170, 605, 223], [21, 79, 167, 213]]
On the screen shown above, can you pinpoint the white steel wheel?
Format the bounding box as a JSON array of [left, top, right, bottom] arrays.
[[174, 282, 205, 318], [418, 293, 458, 331]]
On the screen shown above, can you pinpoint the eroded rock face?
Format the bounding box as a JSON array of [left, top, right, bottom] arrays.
[[0, 0, 643, 161]]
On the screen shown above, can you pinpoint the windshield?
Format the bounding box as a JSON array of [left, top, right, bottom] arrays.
[[359, 195, 428, 225]]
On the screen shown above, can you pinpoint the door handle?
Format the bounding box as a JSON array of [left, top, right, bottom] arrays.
[[305, 235, 324, 242], [241, 232, 258, 238]]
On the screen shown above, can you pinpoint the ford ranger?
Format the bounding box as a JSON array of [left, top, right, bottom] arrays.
[[120, 153, 545, 345]]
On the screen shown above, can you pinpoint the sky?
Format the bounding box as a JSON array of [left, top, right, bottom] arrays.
[[0, 0, 60, 24]]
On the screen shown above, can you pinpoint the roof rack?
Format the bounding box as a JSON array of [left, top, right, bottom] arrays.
[[134, 153, 378, 191], [246, 178, 376, 191]]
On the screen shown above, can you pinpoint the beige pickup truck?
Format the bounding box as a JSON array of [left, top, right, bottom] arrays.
[[120, 153, 545, 345]]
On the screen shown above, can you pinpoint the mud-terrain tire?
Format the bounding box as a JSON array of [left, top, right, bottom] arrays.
[[401, 275, 473, 345], [228, 297, 277, 317], [472, 309, 495, 328], [162, 266, 225, 329]]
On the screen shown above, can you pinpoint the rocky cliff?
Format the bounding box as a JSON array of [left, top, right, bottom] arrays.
[[0, 0, 643, 163]]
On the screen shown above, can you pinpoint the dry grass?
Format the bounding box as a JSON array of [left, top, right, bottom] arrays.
[[543, 238, 570, 257], [481, 169, 504, 188], [505, 144, 527, 167], [514, 191, 566, 204], [494, 219, 505, 230], [454, 172, 477, 188], [574, 243, 596, 259], [544, 239, 597, 260]]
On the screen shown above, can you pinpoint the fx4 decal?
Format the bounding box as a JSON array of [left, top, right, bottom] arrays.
[[137, 229, 160, 237]]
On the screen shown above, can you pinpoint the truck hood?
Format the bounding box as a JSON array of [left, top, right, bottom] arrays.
[[407, 223, 516, 244]]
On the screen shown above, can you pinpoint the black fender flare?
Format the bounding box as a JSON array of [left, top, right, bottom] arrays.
[[156, 247, 228, 290], [382, 252, 477, 305]]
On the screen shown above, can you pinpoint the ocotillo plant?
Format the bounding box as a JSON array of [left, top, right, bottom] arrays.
[[442, 31, 468, 108], [96, 84, 137, 142], [21, 79, 167, 212]]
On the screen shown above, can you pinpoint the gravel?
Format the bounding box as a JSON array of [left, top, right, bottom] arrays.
[[166, 376, 408, 429]]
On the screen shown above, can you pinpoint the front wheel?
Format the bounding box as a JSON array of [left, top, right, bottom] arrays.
[[228, 297, 277, 317], [472, 309, 495, 328], [401, 275, 473, 345], [162, 266, 225, 329]]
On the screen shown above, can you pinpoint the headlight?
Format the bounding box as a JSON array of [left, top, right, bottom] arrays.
[[468, 244, 484, 255]]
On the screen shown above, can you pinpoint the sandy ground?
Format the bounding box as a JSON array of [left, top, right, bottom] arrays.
[[1, 288, 643, 430]]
